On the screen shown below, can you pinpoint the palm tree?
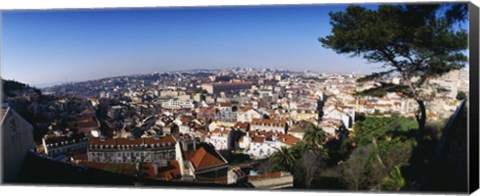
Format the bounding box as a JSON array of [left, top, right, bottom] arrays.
[[269, 146, 296, 173], [304, 125, 326, 148], [291, 140, 313, 155]]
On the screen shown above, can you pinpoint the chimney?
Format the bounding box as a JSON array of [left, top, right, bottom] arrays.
[[182, 140, 188, 151], [152, 163, 158, 175]]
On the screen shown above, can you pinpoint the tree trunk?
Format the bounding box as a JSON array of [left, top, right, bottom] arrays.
[[415, 100, 427, 148], [306, 177, 313, 188]]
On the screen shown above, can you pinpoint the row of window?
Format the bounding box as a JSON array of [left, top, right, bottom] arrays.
[[89, 151, 175, 163], [47, 143, 88, 155]]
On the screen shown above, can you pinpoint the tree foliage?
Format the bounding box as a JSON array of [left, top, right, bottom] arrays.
[[336, 116, 416, 190], [456, 91, 467, 100], [319, 3, 468, 145], [381, 166, 406, 191], [303, 124, 327, 149], [269, 146, 297, 173]]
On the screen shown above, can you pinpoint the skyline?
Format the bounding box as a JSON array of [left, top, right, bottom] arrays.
[[1, 4, 467, 87]]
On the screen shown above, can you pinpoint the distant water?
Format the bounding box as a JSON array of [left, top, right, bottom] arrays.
[[32, 81, 67, 89]]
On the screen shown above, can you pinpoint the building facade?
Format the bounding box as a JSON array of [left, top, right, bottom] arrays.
[[1, 107, 35, 182], [43, 133, 89, 156], [87, 135, 178, 166]]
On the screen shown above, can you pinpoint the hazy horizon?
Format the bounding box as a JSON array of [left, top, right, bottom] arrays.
[[22, 66, 373, 89]]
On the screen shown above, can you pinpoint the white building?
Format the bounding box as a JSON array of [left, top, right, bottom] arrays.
[[237, 108, 262, 123], [42, 133, 89, 156], [161, 99, 194, 109], [205, 127, 231, 150], [215, 102, 236, 122], [250, 118, 288, 134], [87, 135, 178, 166], [1, 107, 35, 182], [246, 136, 279, 159], [242, 131, 300, 159]]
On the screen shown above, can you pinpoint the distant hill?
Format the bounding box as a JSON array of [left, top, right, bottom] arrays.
[[2, 79, 41, 97]]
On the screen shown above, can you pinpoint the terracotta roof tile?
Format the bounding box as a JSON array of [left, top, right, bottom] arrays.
[[116, 138, 144, 146], [239, 107, 253, 112], [89, 135, 176, 147], [248, 172, 283, 181], [234, 122, 250, 130], [280, 134, 300, 146], [251, 118, 286, 127], [190, 147, 226, 171], [143, 135, 177, 146], [218, 102, 232, 107], [89, 137, 116, 146], [157, 160, 181, 180], [252, 136, 265, 143], [195, 129, 208, 136]]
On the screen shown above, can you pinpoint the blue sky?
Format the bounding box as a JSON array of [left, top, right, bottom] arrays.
[[0, 4, 466, 87]]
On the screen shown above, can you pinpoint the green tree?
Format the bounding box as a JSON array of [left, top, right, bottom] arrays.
[[381, 166, 406, 191], [456, 91, 467, 100], [303, 124, 327, 149], [319, 4, 468, 147], [269, 146, 297, 173], [292, 140, 314, 154], [340, 144, 375, 190]]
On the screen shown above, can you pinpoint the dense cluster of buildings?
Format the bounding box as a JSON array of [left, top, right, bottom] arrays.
[[3, 66, 466, 188]]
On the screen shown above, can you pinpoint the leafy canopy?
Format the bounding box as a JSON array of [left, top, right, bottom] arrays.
[[319, 4, 468, 100]]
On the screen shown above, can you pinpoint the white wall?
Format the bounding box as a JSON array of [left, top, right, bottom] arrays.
[[1, 108, 34, 182]]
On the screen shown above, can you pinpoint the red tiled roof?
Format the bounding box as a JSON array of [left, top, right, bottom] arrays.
[[180, 116, 193, 124], [200, 108, 215, 113], [252, 136, 265, 143], [218, 102, 232, 107], [280, 134, 300, 146], [427, 112, 439, 118], [195, 129, 208, 136], [89, 136, 116, 146], [251, 118, 286, 127], [183, 147, 197, 161], [143, 135, 177, 146], [190, 147, 226, 171], [89, 135, 176, 147], [211, 128, 231, 136], [116, 138, 144, 146], [82, 109, 96, 114], [157, 160, 182, 180], [248, 172, 283, 181], [76, 115, 94, 121], [288, 120, 313, 133], [144, 162, 158, 179], [234, 122, 250, 130]]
